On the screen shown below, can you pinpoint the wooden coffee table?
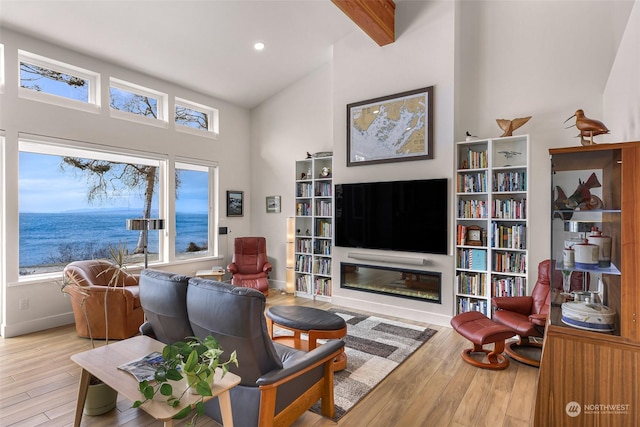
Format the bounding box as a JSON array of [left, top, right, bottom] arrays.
[[195, 269, 225, 281], [71, 335, 240, 426]]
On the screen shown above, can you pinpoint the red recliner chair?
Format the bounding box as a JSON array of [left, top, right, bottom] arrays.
[[492, 259, 584, 366], [227, 237, 272, 295]]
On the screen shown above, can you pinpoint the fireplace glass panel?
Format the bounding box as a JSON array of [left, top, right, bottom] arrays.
[[340, 262, 441, 303]]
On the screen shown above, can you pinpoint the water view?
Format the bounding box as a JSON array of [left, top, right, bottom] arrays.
[[20, 211, 208, 268]]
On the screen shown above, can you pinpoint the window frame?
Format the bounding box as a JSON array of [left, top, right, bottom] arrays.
[[18, 50, 101, 114], [175, 97, 219, 138], [174, 159, 218, 260], [17, 136, 170, 278], [109, 77, 168, 128]]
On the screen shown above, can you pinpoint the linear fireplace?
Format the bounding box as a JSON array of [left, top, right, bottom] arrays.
[[340, 262, 441, 304]]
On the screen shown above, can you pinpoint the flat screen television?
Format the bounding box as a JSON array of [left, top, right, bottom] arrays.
[[335, 178, 448, 254]]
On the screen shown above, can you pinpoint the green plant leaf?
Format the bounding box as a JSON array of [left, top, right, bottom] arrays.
[[167, 368, 183, 381], [142, 384, 155, 400], [184, 349, 198, 372], [195, 380, 212, 396], [173, 406, 192, 419], [154, 365, 168, 382], [132, 400, 143, 408], [195, 400, 205, 416], [160, 383, 173, 396]]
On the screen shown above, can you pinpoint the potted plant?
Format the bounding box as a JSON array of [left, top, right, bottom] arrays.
[[58, 270, 119, 415], [58, 242, 132, 415], [133, 335, 238, 425]]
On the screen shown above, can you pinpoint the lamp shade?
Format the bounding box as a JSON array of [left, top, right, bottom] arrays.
[[148, 219, 165, 230], [126, 218, 165, 230], [126, 219, 147, 230]]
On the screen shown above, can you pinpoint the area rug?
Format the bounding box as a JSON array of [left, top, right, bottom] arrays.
[[305, 308, 437, 421]]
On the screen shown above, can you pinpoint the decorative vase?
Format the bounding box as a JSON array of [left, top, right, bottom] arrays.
[[84, 381, 118, 415], [587, 227, 612, 268]]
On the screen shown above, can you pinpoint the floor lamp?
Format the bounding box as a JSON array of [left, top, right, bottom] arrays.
[[126, 218, 165, 268]]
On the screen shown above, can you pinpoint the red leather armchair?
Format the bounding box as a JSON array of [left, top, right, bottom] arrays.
[[492, 259, 583, 366], [63, 259, 143, 340], [227, 237, 272, 295]]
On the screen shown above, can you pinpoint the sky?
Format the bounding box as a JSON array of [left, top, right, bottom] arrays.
[[19, 152, 208, 214]]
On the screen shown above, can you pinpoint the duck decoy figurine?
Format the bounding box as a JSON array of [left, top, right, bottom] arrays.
[[563, 109, 609, 146], [496, 116, 531, 137]]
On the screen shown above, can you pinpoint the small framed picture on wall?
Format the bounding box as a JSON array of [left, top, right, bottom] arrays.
[[227, 191, 244, 217], [266, 195, 281, 213]]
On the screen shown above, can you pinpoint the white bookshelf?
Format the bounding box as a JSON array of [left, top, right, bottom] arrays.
[[294, 156, 333, 301], [454, 135, 529, 317]]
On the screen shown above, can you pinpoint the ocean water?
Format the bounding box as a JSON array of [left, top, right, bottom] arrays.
[[19, 211, 208, 267]]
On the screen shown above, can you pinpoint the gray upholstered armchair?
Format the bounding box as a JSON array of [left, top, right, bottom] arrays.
[[138, 269, 193, 344], [189, 278, 344, 426], [138, 271, 344, 426]]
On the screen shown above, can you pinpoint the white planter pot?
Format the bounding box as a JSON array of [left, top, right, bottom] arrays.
[[84, 381, 118, 415]]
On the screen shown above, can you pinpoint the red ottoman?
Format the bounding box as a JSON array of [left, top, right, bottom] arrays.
[[451, 311, 516, 370]]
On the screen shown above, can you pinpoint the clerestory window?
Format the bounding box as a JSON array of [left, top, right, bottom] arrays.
[[109, 77, 168, 126], [18, 50, 100, 113], [175, 97, 219, 138]]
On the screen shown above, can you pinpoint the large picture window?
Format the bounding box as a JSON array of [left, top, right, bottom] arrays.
[[18, 138, 163, 276]]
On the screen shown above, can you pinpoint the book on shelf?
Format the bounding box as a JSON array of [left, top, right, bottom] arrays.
[[469, 249, 487, 271], [118, 351, 168, 382]]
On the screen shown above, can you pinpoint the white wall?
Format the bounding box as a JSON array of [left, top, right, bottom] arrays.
[[0, 29, 252, 337], [250, 63, 334, 287], [329, 1, 456, 326], [603, 1, 640, 141]]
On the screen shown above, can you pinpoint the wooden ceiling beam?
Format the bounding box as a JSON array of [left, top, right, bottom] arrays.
[[332, 0, 395, 46]]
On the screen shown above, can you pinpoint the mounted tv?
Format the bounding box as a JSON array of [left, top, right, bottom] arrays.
[[335, 178, 448, 254]]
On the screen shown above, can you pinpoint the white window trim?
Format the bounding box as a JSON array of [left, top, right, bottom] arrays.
[[175, 97, 219, 139], [18, 50, 101, 113], [109, 77, 168, 127], [19, 134, 164, 165]]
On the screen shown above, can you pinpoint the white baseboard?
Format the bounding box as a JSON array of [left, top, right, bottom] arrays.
[[331, 294, 452, 328], [1, 312, 75, 338]]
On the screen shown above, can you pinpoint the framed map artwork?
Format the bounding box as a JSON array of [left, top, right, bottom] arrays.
[[347, 86, 433, 166]]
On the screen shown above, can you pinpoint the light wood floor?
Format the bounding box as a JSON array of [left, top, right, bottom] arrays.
[[0, 291, 538, 426]]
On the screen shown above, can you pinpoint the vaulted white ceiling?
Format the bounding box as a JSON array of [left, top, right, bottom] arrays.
[[0, 0, 357, 109]]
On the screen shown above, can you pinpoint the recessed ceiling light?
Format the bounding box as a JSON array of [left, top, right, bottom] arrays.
[[254, 42, 265, 51]]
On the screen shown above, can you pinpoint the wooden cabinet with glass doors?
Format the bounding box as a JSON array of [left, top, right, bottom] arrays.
[[535, 141, 640, 426]]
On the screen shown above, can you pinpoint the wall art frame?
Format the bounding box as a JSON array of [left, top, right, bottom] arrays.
[[266, 195, 281, 213], [347, 86, 433, 166], [226, 190, 244, 217]]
